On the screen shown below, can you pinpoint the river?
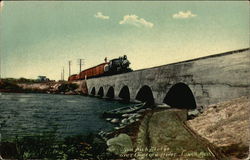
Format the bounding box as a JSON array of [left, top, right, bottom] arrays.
[[0, 92, 132, 141]]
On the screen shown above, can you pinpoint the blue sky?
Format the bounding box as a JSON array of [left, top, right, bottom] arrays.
[[0, 1, 249, 80]]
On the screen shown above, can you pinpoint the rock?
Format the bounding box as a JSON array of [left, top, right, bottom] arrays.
[[128, 116, 134, 120], [197, 105, 204, 113], [133, 113, 141, 118], [157, 103, 171, 108], [114, 127, 121, 130], [188, 109, 200, 117], [65, 91, 75, 95], [119, 123, 125, 127], [121, 118, 129, 124], [129, 119, 135, 123], [106, 118, 112, 121], [107, 133, 133, 155], [98, 131, 106, 137], [111, 118, 119, 123], [133, 100, 142, 103], [115, 126, 126, 130], [122, 114, 130, 117], [137, 109, 146, 113]]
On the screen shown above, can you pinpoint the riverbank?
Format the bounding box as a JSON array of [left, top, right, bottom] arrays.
[[0, 132, 118, 160], [0, 80, 81, 95], [102, 96, 249, 160]]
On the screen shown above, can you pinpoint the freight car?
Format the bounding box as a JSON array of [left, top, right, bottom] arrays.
[[79, 62, 108, 79], [69, 55, 132, 81], [68, 74, 79, 81]]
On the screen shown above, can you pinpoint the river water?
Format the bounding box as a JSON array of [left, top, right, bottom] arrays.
[[0, 92, 131, 141]]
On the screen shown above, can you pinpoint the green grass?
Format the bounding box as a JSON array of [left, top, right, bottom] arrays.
[[0, 133, 117, 160]]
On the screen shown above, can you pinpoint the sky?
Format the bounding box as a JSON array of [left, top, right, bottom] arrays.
[[0, 1, 249, 80]]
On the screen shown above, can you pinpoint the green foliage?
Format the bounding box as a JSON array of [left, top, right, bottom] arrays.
[[0, 80, 22, 90], [58, 83, 79, 92], [0, 78, 37, 84], [1, 133, 115, 160], [15, 134, 60, 159]]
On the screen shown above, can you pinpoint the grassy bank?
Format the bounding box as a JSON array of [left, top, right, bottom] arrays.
[[0, 133, 119, 160]]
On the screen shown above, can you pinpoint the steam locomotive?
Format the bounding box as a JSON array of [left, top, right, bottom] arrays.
[[68, 55, 132, 81]]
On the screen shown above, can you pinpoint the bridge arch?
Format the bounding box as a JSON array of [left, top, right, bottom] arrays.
[[97, 87, 104, 97], [119, 86, 130, 102], [163, 83, 196, 109], [136, 85, 154, 105], [90, 87, 96, 95], [106, 86, 115, 99]]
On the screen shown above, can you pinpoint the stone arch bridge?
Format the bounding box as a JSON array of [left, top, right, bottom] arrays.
[[80, 48, 250, 109]]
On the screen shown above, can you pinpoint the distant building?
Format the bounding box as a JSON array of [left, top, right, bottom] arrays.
[[37, 76, 50, 82]]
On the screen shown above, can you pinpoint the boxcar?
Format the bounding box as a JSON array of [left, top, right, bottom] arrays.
[[68, 74, 79, 81], [79, 63, 108, 79]]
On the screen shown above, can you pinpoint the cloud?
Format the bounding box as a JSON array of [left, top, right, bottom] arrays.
[[173, 11, 197, 19], [119, 14, 154, 28], [94, 12, 110, 20], [0, 1, 4, 10]]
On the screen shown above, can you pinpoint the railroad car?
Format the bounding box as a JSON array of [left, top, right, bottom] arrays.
[[79, 63, 108, 80], [68, 74, 79, 81]]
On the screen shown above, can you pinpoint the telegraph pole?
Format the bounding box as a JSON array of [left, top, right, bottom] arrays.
[[78, 59, 84, 73], [68, 60, 71, 77], [0, 53, 1, 80], [0, 52, 2, 80], [62, 67, 65, 81]]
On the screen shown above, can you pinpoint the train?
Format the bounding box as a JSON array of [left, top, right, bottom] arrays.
[[68, 55, 132, 81]]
